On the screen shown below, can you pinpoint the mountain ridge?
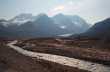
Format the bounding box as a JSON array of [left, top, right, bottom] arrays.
[[0, 13, 90, 39]]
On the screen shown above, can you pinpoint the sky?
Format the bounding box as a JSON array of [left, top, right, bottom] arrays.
[[0, 0, 110, 24]]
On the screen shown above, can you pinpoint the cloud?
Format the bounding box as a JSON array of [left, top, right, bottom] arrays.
[[47, 5, 65, 16], [68, 1, 74, 5], [53, 5, 65, 11], [47, 0, 110, 24], [47, 1, 81, 16]]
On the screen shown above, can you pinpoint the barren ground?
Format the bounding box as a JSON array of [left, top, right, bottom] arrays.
[[0, 41, 89, 72], [16, 38, 110, 65]]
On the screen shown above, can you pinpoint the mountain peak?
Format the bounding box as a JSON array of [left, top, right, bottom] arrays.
[[94, 18, 110, 26], [53, 13, 65, 18], [83, 18, 110, 39], [103, 18, 110, 22], [37, 13, 48, 18], [12, 13, 33, 20], [9, 13, 33, 24], [0, 19, 7, 22], [55, 13, 64, 16], [34, 13, 51, 21]]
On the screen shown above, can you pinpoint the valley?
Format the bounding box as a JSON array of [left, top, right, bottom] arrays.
[[0, 0, 110, 72], [0, 40, 90, 72]]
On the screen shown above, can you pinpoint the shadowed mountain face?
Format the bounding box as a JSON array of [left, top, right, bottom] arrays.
[[53, 14, 89, 34], [82, 18, 110, 39], [0, 13, 90, 39]]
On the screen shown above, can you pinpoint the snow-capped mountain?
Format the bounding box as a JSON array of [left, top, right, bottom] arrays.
[[0, 19, 9, 27], [0, 13, 90, 39], [70, 18, 110, 40], [53, 13, 90, 34], [9, 13, 34, 25]]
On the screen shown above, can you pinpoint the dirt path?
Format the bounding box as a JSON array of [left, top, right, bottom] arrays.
[[7, 40, 110, 72]]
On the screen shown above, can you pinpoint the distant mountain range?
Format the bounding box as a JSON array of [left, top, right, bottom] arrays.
[[70, 18, 110, 40], [53, 14, 90, 34], [0, 13, 90, 39]]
